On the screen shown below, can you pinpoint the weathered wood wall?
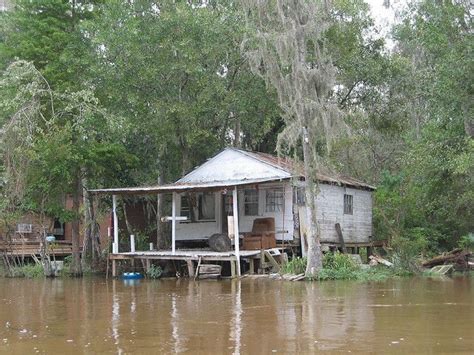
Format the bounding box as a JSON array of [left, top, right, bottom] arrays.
[[315, 184, 372, 243]]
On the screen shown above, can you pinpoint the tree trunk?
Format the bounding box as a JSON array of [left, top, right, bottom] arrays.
[[302, 127, 323, 277], [233, 112, 241, 148], [70, 174, 82, 276], [156, 173, 167, 250]]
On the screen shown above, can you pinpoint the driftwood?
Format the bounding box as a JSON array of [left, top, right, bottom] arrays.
[[208, 233, 231, 252], [369, 255, 393, 267], [422, 249, 471, 269]]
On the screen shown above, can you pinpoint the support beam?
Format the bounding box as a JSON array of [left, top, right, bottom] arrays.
[[186, 260, 195, 278], [232, 187, 241, 277], [112, 195, 119, 254], [172, 192, 177, 254]]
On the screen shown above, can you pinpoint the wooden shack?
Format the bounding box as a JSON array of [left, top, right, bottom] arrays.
[[92, 148, 377, 277]]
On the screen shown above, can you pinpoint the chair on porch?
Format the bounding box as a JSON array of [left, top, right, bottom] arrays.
[[242, 217, 276, 250]]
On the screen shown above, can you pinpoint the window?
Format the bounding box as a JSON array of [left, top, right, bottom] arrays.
[[344, 194, 353, 215], [180, 195, 191, 219], [294, 187, 306, 206], [198, 192, 215, 220], [244, 189, 259, 216], [180, 193, 215, 221], [266, 188, 284, 212]]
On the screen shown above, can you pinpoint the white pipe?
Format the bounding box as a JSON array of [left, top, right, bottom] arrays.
[[130, 234, 135, 253], [172, 192, 177, 254], [232, 187, 241, 277], [112, 195, 119, 254], [149, 242, 154, 251]]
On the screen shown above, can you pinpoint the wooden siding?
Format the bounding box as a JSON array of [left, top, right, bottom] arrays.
[[175, 182, 294, 241], [315, 184, 372, 243]]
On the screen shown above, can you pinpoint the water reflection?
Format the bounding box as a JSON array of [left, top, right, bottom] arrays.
[[0, 277, 472, 353], [230, 281, 242, 354]]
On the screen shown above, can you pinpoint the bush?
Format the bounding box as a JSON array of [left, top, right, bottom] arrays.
[[10, 263, 44, 278], [147, 264, 163, 279]]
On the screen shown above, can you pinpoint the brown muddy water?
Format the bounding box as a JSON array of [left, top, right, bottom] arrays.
[[0, 276, 472, 354]]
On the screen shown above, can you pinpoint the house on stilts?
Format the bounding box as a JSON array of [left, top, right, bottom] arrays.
[[91, 148, 379, 278]]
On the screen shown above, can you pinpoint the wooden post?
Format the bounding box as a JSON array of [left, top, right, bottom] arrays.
[[249, 258, 255, 275], [112, 195, 119, 254], [232, 187, 241, 277], [186, 260, 195, 278], [112, 259, 117, 277], [172, 192, 177, 254], [230, 259, 236, 278]]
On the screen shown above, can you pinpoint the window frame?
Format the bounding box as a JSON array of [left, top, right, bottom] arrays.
[[198, 192, 216, 221], [243, 189, 259, 216], [343, 194, 353, 215], [265, 187, 284, 213]]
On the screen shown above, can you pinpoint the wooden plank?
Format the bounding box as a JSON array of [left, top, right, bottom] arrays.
[[335, 223, 347, 253], [194, 257, 202, 280], [263, 250, 280, 272]]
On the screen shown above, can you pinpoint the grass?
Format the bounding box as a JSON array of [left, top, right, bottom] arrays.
[[282, 252, 410, 282], [9, 263, 44, 278], [280, 257, 307, 275]]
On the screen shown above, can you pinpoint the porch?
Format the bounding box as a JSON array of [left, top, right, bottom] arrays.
[[108, 248, 283, 278]]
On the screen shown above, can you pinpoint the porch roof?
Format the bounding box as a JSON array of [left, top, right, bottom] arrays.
[[89, 176, 291, 195]]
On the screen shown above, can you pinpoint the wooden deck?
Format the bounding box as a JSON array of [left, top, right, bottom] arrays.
[[108, 248, 280, 278], [0, 240, 73, 257]]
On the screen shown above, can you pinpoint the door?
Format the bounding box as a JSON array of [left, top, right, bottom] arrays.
[[221, 193, 233, 234]]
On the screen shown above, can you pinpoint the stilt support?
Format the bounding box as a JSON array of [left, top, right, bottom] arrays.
[[187, 260, 195, 278]]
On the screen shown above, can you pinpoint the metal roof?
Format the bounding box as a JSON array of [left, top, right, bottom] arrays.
[[89, 147, 375, 195], [89, 177, 290, 195]]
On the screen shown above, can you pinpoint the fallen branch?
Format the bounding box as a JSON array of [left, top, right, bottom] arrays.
[[422, 249, 471, 268]]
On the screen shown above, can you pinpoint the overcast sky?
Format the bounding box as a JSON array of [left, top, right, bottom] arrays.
[[366, 0, 409, 49]]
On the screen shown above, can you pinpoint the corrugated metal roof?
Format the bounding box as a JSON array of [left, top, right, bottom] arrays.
[[236, 149, 376, 190], [89, 177, 289, 195], [177, 148, 292, 184], [89, 147, 375, 195]]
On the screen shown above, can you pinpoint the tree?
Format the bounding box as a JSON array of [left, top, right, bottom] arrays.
[[85, 1, 282, 248], [242, 0, 346, 276], [372, 0, 473, 250], [0, 61, 137, 275]]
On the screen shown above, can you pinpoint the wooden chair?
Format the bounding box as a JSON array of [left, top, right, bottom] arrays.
[[243, 218, 276, 250]]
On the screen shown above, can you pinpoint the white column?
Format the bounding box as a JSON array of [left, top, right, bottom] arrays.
[[112, 194, 119, 254], [172, 192, 177, 254], [130, 234, 135, 253], [232, 187, 241, 277]]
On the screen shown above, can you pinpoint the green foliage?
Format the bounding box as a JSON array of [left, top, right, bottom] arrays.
[[10, 263, 44, 278], [458, 234, 474, 251], [281, 257, 307, 275], [146, 264, 163, 279], [282, 252, 405, 281]]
